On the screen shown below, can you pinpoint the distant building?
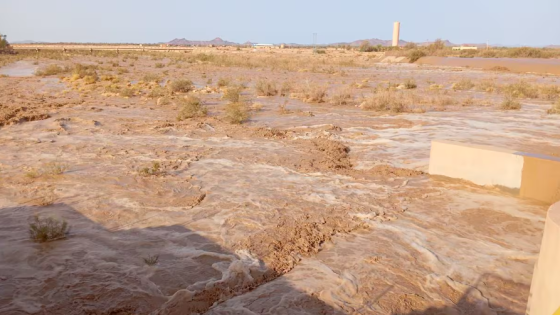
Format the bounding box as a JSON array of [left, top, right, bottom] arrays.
[[253, 44, 274, 48], [452, 46, 478, 51]]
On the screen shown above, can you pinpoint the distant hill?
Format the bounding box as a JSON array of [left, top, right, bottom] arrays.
[[328, 38, 457, 47], [11, 40, 42, 44], [546, 45, 560, 49], [167, 37, 238, 46]]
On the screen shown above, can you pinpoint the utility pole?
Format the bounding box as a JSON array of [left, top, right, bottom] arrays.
[[313, 33, 317, 54]]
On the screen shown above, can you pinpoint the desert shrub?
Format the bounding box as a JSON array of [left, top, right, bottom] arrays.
[[477, 80, 497, 93], [360, 91, 409, 113], [408, 50, 426, 63], [506, 47, 547, 58], [404, 79, 417, 89], [503, 81, 538, 99], [500, 96, 521, 110], [138, 161, 164, 176], [255, 79, 278, 96], [217, 77, 231, 87], [538, 85, 560, 100], [224, 102, 250, 124], [299, 82, 328, 103], [252, 102, 264, 111], [148, 86, 167, 98], [169, 79, 194, 93], [155, 62, 165, 68], [404, 42, 418, 50], [315, 49, 326, 54], [452, 79, 475, 91], [547, 99, 560, 114], [144, 255, 159, 266], [222, 86, 243, 103], [143, 73, 161, 83], [119, 87, 135, 97], [43, 162, 68, 175], [29, 215, 70, 242], [280, 81, 292, 96], [177, 95, 208, 120], [429, 84, 443, 90], [71, 64, 98, 82], [359, 41, 377, 52], [330, 88, 354, 105], [35, 64, 69, 76]]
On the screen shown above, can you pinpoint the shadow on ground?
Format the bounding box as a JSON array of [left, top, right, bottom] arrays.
[[0, 204, 525, 314]]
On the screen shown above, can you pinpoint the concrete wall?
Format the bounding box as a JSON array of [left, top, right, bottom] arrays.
[[428, 140, 524, 189], [527, 202, 560, 315], [429, 140, 560, 204]]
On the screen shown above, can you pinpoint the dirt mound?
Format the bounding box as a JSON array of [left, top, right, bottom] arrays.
[[368, 165, 425, 177], [295, 138, 352, 172], [237, 207, 366, 274]]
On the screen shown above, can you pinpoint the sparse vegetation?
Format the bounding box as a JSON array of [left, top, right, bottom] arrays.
[[296, 82, 328, 103], [35, 64, 69, 76], [500, 96, 522, 110], [408, 50, 426, 63], [29, 215, 70, 242], [330, 88, 354, 105], [143, 73, 161, 83], [403, 79, 417, 89], [144, 255, 159, 266], [452, 79, 475, 91], [255, 79, 278, 96], [222, 86, 243, 103], [503, 81, 539, 99], [217, 77, 231, 88], [177, 95, 207, 120], [547, 99, 560, 115], [360, 90, 409, 113], [155, 62, 165, 68], [224, 102, 250, 124], [169, 79, 194, 93], [138, 161, 165, 176]]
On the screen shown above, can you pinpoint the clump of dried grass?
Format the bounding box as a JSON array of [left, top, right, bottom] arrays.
[[255, 79, 278, 96], [177, 95, 207, 120], [224, 102, 250, 124]]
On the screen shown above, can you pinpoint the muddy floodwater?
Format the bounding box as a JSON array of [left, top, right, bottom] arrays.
[[418, 56, 560, 76], [0, 49, 559, 314]]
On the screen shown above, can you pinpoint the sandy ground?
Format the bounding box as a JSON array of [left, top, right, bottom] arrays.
[[0, 49, 559, 314]]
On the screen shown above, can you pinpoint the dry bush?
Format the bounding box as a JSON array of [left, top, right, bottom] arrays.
[[119, 87, 135, 98], [404, 79, 417, 89], [500, 96, 521, 110], [252, 102, 264, 111], [43, 162, 68, 176], [144, 255, 159, 266], [143, 73, 161, 83], [502, 81, 539, 99], [280, 81, 293, 96], [224, 102, 250, 124], [35, 64, 69, 76], [330, 88, 354, 105], [429, 84, 443, 90], [477, 80, 498, 93], [547, 99, 560, 115], [538, 85, 560, 100], [222, 86, 243, 103], [155, 62, 165, 68], [255, 79, 278, 96], [177, 95, 207, 120], [277, 101, 291, 115], [296, 82, 328, 103], [452, 79, 475, 91], [29, 215, 70, 242], [169, 79, 194, 93], [147, 86, 167, 98], [408, 50, 426, 63], [71, 64, 98, 82], [217, 77, 231, 88], [360, 90, 409, 113]]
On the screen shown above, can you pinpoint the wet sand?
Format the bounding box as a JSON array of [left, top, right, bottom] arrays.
[[0, 50, 558, 314]]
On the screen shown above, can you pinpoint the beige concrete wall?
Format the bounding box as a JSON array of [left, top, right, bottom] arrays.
[[392, 22, 400, 47], [520, 154, 560, 204], [428, 140, 524, 189], [527, 202, 560, 315]]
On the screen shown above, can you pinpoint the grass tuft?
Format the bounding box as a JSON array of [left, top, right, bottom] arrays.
[[224, 102, 250, 124], [177, 95, 208, 120], [143, 255, 159, 266]]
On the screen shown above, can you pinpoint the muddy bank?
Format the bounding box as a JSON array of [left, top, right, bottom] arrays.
[[417, 56, 560, 75]]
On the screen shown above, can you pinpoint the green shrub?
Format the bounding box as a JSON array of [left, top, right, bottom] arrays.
[[29, 215, 70, 242], [177, 95, 207, 120]]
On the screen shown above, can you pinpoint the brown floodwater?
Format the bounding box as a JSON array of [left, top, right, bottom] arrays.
[[417, 56, 560, 75]]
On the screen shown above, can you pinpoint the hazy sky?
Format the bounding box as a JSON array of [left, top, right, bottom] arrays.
[[2, 0, 559, 46]]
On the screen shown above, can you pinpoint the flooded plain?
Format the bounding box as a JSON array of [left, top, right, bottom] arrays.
[[0, 49, 559, 314]]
